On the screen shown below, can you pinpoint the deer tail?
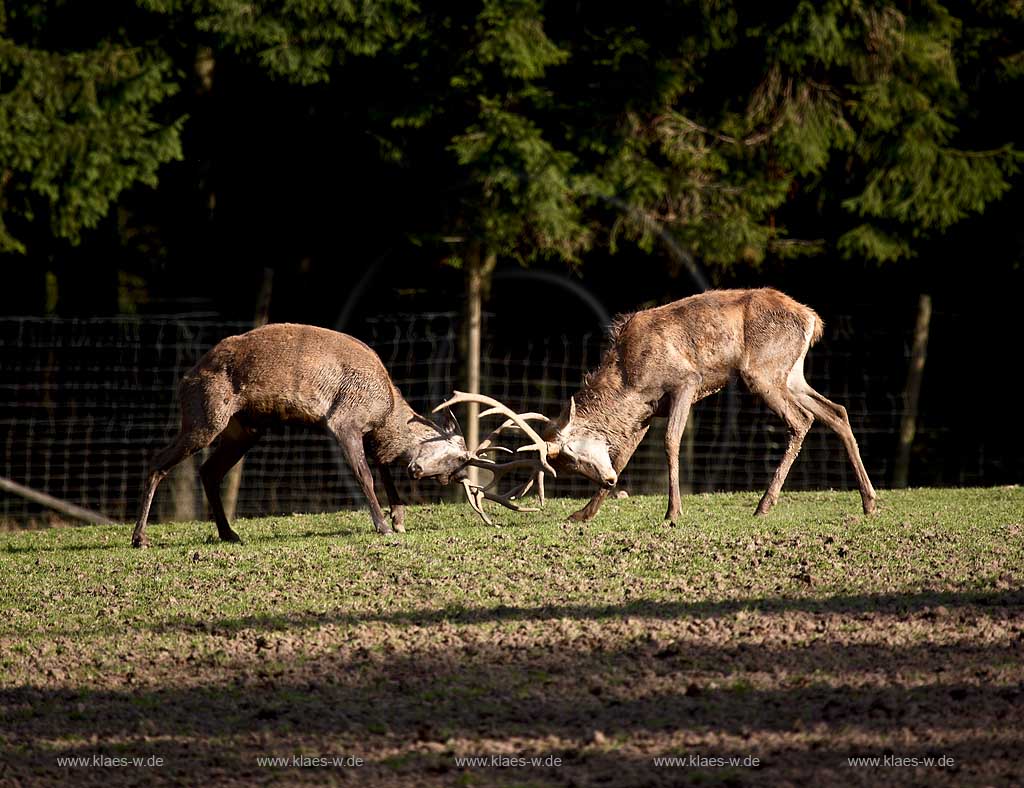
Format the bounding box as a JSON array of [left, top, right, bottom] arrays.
[[809, 309, 824, 346]]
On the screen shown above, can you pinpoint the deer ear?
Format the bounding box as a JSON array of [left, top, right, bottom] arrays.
[[567, 396, 577, 428], [440, 407, 462, 437]]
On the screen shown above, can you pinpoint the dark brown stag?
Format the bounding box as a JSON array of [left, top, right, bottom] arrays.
[[454, 289, 877, 525], [132, 323, 474, 546]]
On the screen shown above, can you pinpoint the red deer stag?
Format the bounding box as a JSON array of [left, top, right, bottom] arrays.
[[132, 324, 475, 547], [449, 289, 877, 525]]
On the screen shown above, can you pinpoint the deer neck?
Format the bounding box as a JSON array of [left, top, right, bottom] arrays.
[[369, 391, 431, 465], [574, 371, 651, 464]]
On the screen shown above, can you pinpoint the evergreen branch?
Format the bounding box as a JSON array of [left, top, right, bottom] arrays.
[[666, 112, 788, 148], [942, 144, 1013, 159], [768, 237, 826, 254]]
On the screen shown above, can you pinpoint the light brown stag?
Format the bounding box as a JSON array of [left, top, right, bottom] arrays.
[[449, 289, 877, 525], [132, 323, 474, 547]]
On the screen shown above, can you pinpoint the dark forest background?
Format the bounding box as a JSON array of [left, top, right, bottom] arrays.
[[2, 0, 1022, 492]]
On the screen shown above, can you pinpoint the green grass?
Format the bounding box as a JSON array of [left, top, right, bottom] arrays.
[[1, 487, 1022, 786]]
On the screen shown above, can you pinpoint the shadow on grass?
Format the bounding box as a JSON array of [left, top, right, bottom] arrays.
[[2, 631, 1020, 786], [147, 588, 1024, 636]]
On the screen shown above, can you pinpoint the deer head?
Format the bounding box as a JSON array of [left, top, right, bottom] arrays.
[[406, 408, 472, 486], [544, 397, 618, 489]]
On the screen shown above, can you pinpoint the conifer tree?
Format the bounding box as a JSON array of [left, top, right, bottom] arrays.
[[2, 0, 1021, 274], [0, 2, 183, 254]]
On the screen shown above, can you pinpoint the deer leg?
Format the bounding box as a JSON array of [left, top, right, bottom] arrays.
[[663, 379, 699, 525], [567, 487, 611, 522], [332, 427, 391, 534], [132, 430, 216, 548], [750, 385, 813, 516], [199, 417, 260, 543], [378, 464, 406, 533], [567, 425, 650, 522], [797, 387, 877, 514]]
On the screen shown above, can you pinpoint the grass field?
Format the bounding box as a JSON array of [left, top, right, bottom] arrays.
[[1, 487, 1022, 786]]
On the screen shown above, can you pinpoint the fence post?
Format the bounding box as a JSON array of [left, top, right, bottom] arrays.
[[161, 459, 197, 522], [682, 415, 696, 495], [465, 245, 495, 487], [893, 293, 931, 488]]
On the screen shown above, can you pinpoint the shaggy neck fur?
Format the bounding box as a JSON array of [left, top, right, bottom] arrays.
[[368, 387, 439, 465], [572, 349, 653, 464]]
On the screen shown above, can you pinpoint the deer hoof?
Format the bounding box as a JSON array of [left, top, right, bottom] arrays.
[[660, 518, 678, 528], [863, 497, 878, 515], [131, 535, 149, 549], [219, 530, 243, 544]]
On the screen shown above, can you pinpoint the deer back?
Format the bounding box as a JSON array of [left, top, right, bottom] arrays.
[[185, 323, 397, 429], [609, 289, 820, 398]]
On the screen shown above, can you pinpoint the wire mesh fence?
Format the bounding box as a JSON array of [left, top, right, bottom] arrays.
[[1, 311, 913, 526]]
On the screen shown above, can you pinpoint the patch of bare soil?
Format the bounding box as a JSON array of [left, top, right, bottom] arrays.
[[3, 591, 1023, 786]]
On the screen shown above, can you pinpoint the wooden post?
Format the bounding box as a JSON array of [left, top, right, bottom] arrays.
[[222, 267, 274, 521], [167, 460, 197, 522], [893, 293, 932, 488], [682, 414, 696, 495], [0, 475, 114, 525], [465, 247, 483, 487], [464, 245, 496, 487]]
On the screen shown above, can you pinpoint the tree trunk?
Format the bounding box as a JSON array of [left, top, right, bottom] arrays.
[[464, 245, 496, 487], [166, 459, 197, 522], [682, 414, 696, 495], [893, 294, 932, 488]]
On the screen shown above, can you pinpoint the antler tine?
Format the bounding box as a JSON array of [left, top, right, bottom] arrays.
[[478, 408, 549, 422], [504, 475, 536, 499], [476, 414, 548, 454], [462, 479, 493, 525], [480, 488, 539, 514], [461, 477, 540, 523], [464, 457, 541, 491], [433, 391, 555, 477]]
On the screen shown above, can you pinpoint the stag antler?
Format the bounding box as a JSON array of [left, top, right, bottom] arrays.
[[433, 391, 554, 524], [460, 463, 539, 525], [475, 414, 548, 508]]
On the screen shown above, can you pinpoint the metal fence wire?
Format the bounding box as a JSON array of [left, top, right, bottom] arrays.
[[1, 312, 913, 525]]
